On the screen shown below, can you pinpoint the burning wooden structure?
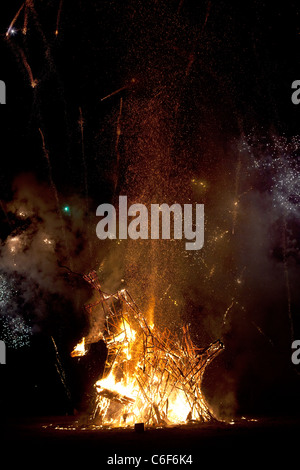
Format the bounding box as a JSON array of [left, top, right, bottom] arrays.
[[71, 271, 224, 427]]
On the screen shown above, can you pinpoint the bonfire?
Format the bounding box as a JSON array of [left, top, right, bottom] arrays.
[[71, 271, 224, 427]]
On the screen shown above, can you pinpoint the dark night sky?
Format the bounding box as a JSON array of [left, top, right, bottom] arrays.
[[1, 0, 300, 420]]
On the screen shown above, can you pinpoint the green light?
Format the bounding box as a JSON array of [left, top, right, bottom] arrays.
[[63, 205, 70, 213]]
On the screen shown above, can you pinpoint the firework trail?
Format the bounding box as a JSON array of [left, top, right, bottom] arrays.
[[114, 98, 123, 192], [232, 157, 241, 235], [6, 0, 55, 88], [24, 0, 53, 63], [173, 2, 212, 118], [101, 85, 127, 102], [18, 46, 37, 88], [22, 0, 34, 35], [250, 321, 275, 347], [185, 1, 211, 77], [100, 78, 136, 102], [39, 128, 73, 269], [282, 217, 294, 342], [177, 0, 184, 14], [51, 336, 71, 401], [39, 128, 60, 209], [222, 299, 235, 327], [6, 14, 37, 89], [22, 0, 31, 35], [78, 107, 89, 211], [55, 0, 63, 36], [5, 4, 37, 88], [78, 108, 93, 259], [223, 299, 275, 348], [201, 1, 211, 33], [6, 2, 24, 37]]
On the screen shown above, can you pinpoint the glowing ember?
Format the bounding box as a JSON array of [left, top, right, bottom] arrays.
[[71, 271, 224, 428]]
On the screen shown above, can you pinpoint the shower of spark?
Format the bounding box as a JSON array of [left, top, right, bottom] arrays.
[[0, 273, 31, 348], [1, 315, 31, 349], [244, 134, 300, 345], [245, 135, 300, 216], [0, 273, 14, 310]]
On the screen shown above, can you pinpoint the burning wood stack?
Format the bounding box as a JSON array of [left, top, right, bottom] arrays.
[[71, 271, 224, 427]]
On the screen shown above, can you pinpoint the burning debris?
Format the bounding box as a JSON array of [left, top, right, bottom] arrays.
[[71, 271, 224, 428]]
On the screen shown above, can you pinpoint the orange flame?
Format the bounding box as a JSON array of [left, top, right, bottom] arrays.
[[70, 275, 224, 428], [70, 337, 86, 357]]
